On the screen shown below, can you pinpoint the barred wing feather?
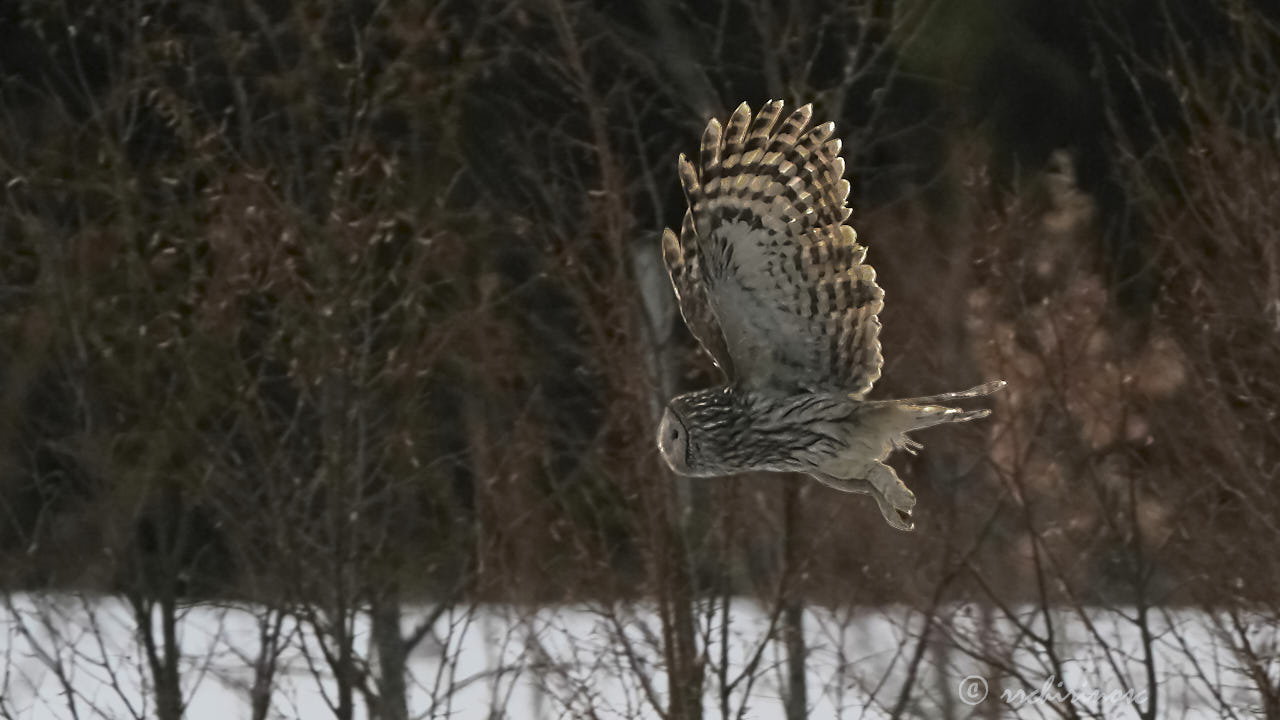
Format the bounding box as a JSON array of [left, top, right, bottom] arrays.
[[663, 100, 884, 396]]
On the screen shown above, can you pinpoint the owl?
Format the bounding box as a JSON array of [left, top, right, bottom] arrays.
[[656, 101, 1004, 531]]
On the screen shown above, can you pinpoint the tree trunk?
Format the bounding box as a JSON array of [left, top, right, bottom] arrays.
[[156, 592, 183, 720], [782, 600, 807, 720], [248, 609, 283, 720], [781, 482, 807, 720], [370, 591, 410, 720], [931, 631, 958, 720], [658, 487, 703, 720]]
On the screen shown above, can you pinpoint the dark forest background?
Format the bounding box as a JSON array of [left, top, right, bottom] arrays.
[[2, 0, 1279, 718]]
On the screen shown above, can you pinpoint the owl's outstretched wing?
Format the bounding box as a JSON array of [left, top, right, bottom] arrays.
[[671, 100, 883, 396]]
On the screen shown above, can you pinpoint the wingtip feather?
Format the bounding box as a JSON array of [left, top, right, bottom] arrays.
[[677, 154, 700, 197], [700, 119, 723, 170], [662, 227, 681, 265], [725, 102, 753, 146]]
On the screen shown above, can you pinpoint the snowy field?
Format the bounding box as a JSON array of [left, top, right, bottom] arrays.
[[0, 593, 1267, 719]]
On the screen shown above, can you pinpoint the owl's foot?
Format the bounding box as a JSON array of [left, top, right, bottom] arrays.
[[867, 462, 916, 532], [810, 463, 916, 531], [871, 490, 914, 532]]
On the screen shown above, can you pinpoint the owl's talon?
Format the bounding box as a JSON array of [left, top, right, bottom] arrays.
[[893, 436, 923, 455], [872, 490, 915, 531], [867, 462, 916, 531]]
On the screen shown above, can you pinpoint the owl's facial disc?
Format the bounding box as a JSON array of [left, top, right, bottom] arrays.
[[656, 407, 691, 475]]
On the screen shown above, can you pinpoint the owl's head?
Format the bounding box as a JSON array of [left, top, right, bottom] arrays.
[[657, 387, 741, 477], [657, 405, 692, 475]]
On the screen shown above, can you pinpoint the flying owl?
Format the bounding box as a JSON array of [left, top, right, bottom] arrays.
[[656, 100, 1005, 531]]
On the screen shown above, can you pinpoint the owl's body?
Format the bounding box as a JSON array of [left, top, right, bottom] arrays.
[[657, 101, 1004, 531]]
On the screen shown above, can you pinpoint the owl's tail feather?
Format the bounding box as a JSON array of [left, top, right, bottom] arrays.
[[902, 405, 991, 432], [859, 380, 1004, 437], [893, 380, 1006, 406]]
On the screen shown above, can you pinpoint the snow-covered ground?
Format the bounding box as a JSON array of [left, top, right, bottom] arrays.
[[0, 593, 1267, 718]]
